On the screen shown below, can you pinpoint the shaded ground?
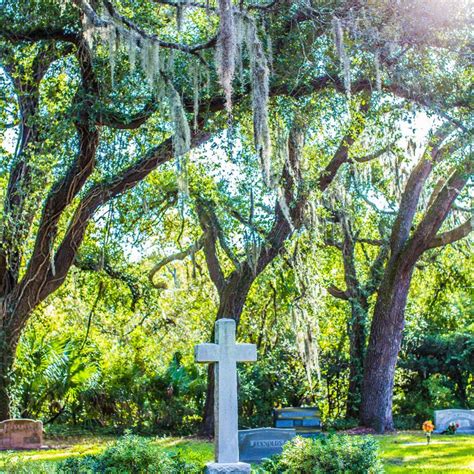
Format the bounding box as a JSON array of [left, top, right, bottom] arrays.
[[0, 431, 472, 472]]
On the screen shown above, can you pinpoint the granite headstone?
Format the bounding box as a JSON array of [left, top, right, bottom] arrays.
[[239, 428, 296, 463], [274, 407, 321, 437], [434, 409, 474, 434], [0, 419, 43, 450]]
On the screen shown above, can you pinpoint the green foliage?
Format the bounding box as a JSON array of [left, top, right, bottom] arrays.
[[324, 417, 359, 432], [70, 351, 205, 434], [239, 344, 308, 428], [13, 312, 206, 433], [0, 452, 55, 473], [394, 332, 474, 425], [56, 434, 201, 473], [12, 332, 100, 421], [259, 435, 383, 474]]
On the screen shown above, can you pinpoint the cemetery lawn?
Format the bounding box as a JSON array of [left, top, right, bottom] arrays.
[[379, 432, 474, 473], [0, 432, 472, 472]]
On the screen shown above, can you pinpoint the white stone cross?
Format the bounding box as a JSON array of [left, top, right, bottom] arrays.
[[195, 318, 257, 469]]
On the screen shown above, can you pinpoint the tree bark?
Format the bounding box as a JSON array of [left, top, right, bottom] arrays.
[[326, 212, 385, 419], [0, 309, 21, 421], [359, 263, 414, 432], [346, 295, 369, 419], [199, 365, 215, 438]]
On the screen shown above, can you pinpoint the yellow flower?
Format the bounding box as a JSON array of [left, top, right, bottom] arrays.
[[422, 420, 435, 433]]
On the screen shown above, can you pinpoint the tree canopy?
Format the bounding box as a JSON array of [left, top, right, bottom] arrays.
[[0, 0, 472, 432]]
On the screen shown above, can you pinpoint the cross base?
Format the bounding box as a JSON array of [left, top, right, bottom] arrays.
[[205, 462, 251, 473]]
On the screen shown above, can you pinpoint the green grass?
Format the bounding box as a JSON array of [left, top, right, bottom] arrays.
[[0, 435, 214, 473], [0, 431, 472, 472], [378, 432, 474, 474]]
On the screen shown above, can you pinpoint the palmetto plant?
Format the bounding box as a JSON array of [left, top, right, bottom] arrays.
[[13, 332, 100, 422]]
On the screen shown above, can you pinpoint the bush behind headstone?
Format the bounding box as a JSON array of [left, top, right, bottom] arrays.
[[258, 434, 383, 473]]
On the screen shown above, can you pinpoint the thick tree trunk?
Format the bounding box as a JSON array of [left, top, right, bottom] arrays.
[[199, 270, 253, 437], [199, 365, 215, 437], [346, 296, 368, 419], [0, 380, 10, 421], [0, 320, 20, 421], [359, 266, 414, 432]]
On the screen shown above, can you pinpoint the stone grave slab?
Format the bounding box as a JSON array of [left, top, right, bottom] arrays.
[[274, 407, 321, 437], [239, 427, 296, 463], [434, 409, 474, 434], [0, 419, 43, 450]]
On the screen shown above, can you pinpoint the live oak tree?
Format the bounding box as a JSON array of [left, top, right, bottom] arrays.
[[324, 123, 473, 430], [320, 99, 390, 419], [321, 102, 403, 418], [147, 120, 307, 434], [0, 0, 471, 425], [359, 127, 473, 432], [1, 0, 213, 420], [194, 124, 307, 434]]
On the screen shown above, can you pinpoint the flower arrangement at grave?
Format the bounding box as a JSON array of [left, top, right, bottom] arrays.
[[446, 422, 460, 435], [422, 420, 435, 444]]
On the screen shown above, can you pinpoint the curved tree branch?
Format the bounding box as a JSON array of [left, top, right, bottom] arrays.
[[195, 199, 227, 292], [327, 285, 349, 300], [148, 236, 204, 288], [11, 39, 100, 324], [389, 125, 455, 256], [38, 130, 210, 304], [352, 142, 395, 163], [0, 28, 80, 44], [75, 257, 141, 310], [96, 99, 160, 129], [318, 98, 371, 191], [98, 0, 217, 56], [426, 217, 473, 249], [407, 156, 473, 260]]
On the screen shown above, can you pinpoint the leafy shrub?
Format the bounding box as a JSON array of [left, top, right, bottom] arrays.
[[57, 434, 201, 473], [324, 417, 358, 431], [238, 344, 309, 428], [259, 435, 383, 474], [12, 332, 100, 421]]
